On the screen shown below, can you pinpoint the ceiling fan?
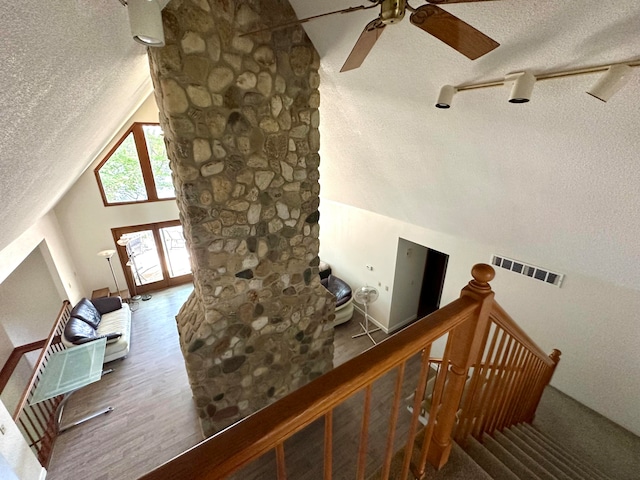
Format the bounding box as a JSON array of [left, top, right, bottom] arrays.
[[242, 0, 500, 72]]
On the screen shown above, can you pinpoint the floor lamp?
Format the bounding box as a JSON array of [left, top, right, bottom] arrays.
[[117, 236, 150, 301], [97, 250, 120, 296]]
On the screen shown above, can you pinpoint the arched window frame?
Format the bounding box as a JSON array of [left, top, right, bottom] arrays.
[[94, 122, 175, 206]]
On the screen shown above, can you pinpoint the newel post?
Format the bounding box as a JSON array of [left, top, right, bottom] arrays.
[[427, 264, 496, 470]]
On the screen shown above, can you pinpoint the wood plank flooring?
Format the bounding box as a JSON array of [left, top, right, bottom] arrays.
[[45, 285, 420, 480]]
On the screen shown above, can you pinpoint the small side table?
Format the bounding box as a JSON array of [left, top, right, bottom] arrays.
[[91, 287, 110, 299]]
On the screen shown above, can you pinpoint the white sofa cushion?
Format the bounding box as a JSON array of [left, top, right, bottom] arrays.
[[97, 302, 131, 363]]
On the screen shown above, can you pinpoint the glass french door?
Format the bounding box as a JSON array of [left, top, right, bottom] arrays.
[[112, 220, 192, 295]]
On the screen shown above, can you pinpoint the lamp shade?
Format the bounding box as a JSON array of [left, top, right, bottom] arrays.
[[586, 64, 632, 102], [505, 71, 536, 103], [97, 249, 116, 259], [128, 0, 165, 47], [117, 236, 131, 246], [435, 85, 456, 109]]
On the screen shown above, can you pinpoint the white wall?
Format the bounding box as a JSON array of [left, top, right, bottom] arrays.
[[54, 95, 180, 295], [0, 400, 44, 480], [0, 246, 64, 347], [318, 199, 640, 437], [0, 212, 84, 305]]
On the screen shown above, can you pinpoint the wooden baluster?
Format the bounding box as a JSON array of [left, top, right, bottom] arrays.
[[381, 362, 407, 480], [472, 331, 508, 438], [415, 345, 450, 477], [524, 361, 547, 422], [507, 350, 529, 424], [502, 348, 531, 427], [527, 349, 561, 423], [18, 415, 39, 453], [491, 341, 522, 432], [457, 324, 501, 442], [495, 343, 525, 431], [485, 336, 515, 434], [425, 264, 495, 470], [511, 347, 535, 425], [517, 356, 540, 422], [356, 385, 373, 480], [324, 411, 333, 480], [275, 443, 287, 480]]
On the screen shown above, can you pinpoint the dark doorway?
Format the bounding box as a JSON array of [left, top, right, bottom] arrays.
[[417, 248, 449, 318]]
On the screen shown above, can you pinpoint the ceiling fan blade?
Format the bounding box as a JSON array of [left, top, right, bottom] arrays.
[[340, 19, 386, 72], [241, 2, 381, 37], [409, 4, 499, 60]]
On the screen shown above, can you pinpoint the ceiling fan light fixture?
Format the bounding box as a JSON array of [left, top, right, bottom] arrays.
[[128, 0, 165, 47], [505, 71, 536, 104], [435, 85, 456, 109], [586, 64, 632, 102]]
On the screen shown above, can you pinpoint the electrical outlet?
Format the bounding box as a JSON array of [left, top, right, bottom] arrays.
[[366, 265, 373, 271]]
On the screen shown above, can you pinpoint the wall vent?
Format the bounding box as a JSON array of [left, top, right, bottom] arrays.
[[491, 255, 564, 288]]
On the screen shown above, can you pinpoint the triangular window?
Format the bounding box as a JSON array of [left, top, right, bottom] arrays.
[[95, 123, 174, 205]]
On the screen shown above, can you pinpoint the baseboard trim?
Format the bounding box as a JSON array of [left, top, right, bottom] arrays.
[[353, 305, 389, 334], [388, 314, 417, 334]]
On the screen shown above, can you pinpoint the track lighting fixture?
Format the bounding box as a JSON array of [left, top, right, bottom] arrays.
[[434, 59, 639, 109], [505, 71, 536, 104], [128, 0, 165, 47], [586, 64, 632, 102], [435, 85, 456, 109]]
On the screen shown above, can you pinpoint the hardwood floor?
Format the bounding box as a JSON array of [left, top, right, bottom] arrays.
[[45, 286, 418, 480]]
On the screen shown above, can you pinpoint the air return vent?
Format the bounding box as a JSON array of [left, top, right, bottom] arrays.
[[491, 255, 564, 288]]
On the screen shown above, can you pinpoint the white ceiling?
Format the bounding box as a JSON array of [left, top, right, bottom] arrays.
[[1, 0, 639, 289]]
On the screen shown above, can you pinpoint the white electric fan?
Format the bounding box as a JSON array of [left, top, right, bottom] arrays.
[[352, 285, 380, 345]]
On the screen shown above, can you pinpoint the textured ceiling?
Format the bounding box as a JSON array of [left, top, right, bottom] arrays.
[[0, 0, 155, 252], [292, 0, 640, 289], [1, 0, 639, 289]]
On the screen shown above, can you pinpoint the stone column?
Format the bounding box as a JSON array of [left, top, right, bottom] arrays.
[[147, 0, 334, 437]]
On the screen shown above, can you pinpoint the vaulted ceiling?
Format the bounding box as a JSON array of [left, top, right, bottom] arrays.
[[1, 0, 639, 289]]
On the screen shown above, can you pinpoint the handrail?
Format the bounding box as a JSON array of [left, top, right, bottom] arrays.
[[0, 339, 47, 394], [12, 300, 72, 468], [13, 301, 71, 419], [490, 301, 553, 366], [454, 295, 561, 447], [140, 264, 561, 479], [141, 296, 479, 479]]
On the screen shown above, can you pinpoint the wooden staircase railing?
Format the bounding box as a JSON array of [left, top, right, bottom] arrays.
[[140, 264, 560, 480], [453, 301, 561, 444], [11, 300, 73, 468]]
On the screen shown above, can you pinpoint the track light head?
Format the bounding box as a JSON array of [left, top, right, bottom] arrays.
[[128, 0, 165, 47], [586, 64, 632, 102], [505, 71, 536, 103], [435, 85, 456, 109]]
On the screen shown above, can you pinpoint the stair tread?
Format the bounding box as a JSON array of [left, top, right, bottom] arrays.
[[482, 433, 543, 480], [515, 424, 607, 480], [464, 436, 520, 480], [503, 428, 574, 480], [494, 430, 557, 480], [366, 435, 492, 480], [521, 424, 612, 480]]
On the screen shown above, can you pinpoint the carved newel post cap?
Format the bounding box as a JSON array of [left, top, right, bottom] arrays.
[[469, 263, 495, 290], [550, 349, 562, 363]]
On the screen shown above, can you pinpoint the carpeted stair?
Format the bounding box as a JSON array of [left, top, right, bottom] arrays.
[[368, 422, 614, 480], [368, 386, 639, 480], [462, 423, 612, 480]]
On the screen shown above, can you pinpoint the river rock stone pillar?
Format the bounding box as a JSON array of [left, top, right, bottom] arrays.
[[147, 0, 335, 437]]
